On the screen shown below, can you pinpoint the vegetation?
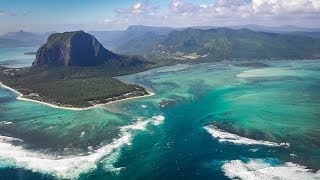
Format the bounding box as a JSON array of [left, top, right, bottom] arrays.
[[285, 32, 320, 39], [113, 27, 320, 61], [156, 28, 320, 60], [1, 27, 320, 108], [45, 31, 82, 47], [116, 32, 166, 54], [90, 25, 174, 53], [0, 30, 162, 108], [0, 66, 150, 108]]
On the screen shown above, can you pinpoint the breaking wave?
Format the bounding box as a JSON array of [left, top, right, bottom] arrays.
[[0, 121, 13, 126], [0, 115, 165, 179], [222, 159, 320, 180], [204, 125, 289, 147], [152, 115, 165, 126]]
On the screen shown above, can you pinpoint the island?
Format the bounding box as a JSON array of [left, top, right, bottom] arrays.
[[1, 28, 320, 109], [0, 30, 154, 109]]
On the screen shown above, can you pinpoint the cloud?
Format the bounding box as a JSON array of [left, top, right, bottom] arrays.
[[101, 0, 165, 28], [22, 10, 31, 16], [167, 0, 320, 26], [115, 0, 159, 15], [170, 0, 195, 13], [252, 0, 320, 14], [168, 0, 320, 16], [0, 9, 31, 17], [103, 18, 112, 23], [103, 0, 320, 29], [0, 10, 7, 16]]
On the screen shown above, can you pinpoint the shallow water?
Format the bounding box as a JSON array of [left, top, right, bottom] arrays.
[[0, 57, 320, 179], [0, 47, 38, 68]]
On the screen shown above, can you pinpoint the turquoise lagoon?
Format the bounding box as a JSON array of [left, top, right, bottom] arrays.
[[0, 47, 38, 68], [0, 56, 320, 179]]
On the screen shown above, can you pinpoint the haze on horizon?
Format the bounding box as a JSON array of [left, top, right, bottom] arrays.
[[1, 0, 320, 33]]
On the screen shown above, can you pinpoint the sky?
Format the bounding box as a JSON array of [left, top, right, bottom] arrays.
[[1, 0, 320, 33]]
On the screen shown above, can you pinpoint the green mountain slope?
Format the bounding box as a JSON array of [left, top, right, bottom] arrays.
[[116, 32, 166, 54], [285, 32, 320, 39], [154, 28, 320, 60]]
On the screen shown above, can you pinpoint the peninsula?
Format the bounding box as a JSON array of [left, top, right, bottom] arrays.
[[1, 28, 320, 109], [0, 31, 153, 108]]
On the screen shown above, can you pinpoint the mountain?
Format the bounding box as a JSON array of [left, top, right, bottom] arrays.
[[2, 30, 43, 42], [229, 24, 320, 33], [106, 25, 320, 55], [284, 32, 320, 39], [228, 25, 320, 39], [153, 28, 320, 60], [88, 30, 124, 50], [0, 30, 49, 48], [0, 38, 31, 48], [0, 30, 151, 108], [33, 30, 120, 67], [89, 25, 177, 51], [126, 25, 176, 36], [116, 32, 166, 54], [2, 25, 319, 49], [42, 31, 57, 38]]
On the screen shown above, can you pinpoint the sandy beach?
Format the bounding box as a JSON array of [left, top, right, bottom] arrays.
[[0, 82, 155, 111]]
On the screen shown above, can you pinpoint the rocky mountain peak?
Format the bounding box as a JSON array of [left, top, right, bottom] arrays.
[[33, 30, 119, 67]]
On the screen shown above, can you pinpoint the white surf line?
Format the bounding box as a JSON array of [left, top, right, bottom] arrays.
[[0, 115, 165, 179], [0, 135, 23, 143], [0, 132, 132, 179], [222, 158, 320, 180], [0, 82, 155, 111], [0, 121, 13, 125], [204, 125, 289, 147]]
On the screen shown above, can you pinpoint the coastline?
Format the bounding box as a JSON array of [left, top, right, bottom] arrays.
[[0, 82, 155, 111]]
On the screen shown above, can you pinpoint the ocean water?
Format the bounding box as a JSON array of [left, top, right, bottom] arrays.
[[0, 47, 38, 68], [0, 56, 320, 179]]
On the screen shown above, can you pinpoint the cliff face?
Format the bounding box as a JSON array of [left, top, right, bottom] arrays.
[[33, 30, 119, 67]]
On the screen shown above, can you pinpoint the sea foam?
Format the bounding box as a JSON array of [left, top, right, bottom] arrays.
[[222, 159, 320, 180], [204, 125, 289, 147], [152, 115, 165, 126], [0, 121, 13, 126], [0, 115, 165, 179], [0, 135, 23, 143], [0, 131, 132, 179]]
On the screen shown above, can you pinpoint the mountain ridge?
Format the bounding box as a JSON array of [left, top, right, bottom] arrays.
[[151, 27, 320, 60]]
